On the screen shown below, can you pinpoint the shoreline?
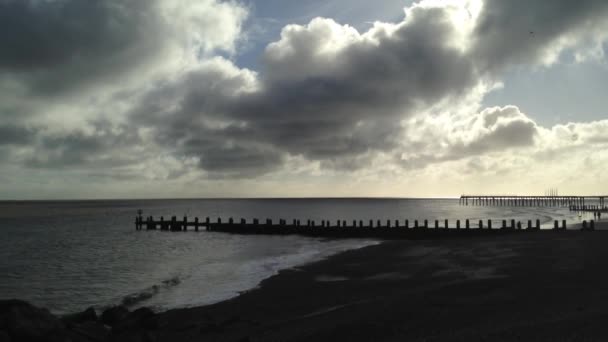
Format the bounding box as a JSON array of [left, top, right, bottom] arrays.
[[148, 230, 608, 341], [6, 230, 608, 341]]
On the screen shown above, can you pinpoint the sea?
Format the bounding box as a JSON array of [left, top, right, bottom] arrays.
[[0, 198, 596, 315]]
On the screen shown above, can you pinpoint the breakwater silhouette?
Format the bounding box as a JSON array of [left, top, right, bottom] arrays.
[[135, 215, 597, 237]]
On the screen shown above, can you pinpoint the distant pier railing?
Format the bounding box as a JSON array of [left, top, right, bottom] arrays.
[[460, 195, 607, 208], [134, 216, 596, 237]]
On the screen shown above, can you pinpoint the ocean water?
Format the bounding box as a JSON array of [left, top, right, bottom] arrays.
[[0, 198, 596, 315]]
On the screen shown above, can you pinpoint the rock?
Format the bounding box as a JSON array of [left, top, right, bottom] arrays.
[[100, 306, 129, 327], [113, 330, 156, 342], [61, 307, 97, 326], [66, 321, 110, 342], [0, 299, 67, 342], [112, 307, 157, 333]]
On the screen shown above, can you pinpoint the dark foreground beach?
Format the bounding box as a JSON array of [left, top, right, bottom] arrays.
[[4, 229, 608, 341]]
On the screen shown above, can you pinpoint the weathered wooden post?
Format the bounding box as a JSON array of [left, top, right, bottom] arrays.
[[342, 220, 346, 227], [502, 220, 506, 229], [171, 216, 178, 231], [369, 220, 373, 228], [354, 220, 357, 228], [517, 221, 521, 230], [488, 219, 492, 229], [536, 219, 540, 230], [205, 217, 210, 231], [414, 220, 419, 229], [160, 216, 165, 230], [395, 220, 399, 228], [337, 220, 341, 228], [387, 220, 391, 228], [456, 220, 460, 229], [229, 217, 234, 225], [511, 219, 515, 230], [554, 220, 558, 230], [591, 220, 595, 230], [527, 220, 531, 229], [435, 220, 439, 229], [465, 219, 470, 229], [377, 220, 381, 228], [562, 220, 566, 230], [183, 216, 187, 231], [405, 220, 409, 228], [424, 220, 428, 229], [195, 217, 199, 232], [241, 218, 246, 225], [359, 220, 363, 228], [266, 219, 272, 226], [583, 220, 588, 230], [445, 219, 448, 229], [479, 220, 483, 229]]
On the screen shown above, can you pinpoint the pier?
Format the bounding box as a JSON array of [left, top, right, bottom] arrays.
[[459, 195, 606, 208], [134, 215, 595, 238]]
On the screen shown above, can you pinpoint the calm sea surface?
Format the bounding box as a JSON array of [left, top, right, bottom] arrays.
[[0, 198, 594, 314]]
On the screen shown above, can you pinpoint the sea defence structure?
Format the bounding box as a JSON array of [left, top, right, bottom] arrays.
[[460, 195, 606, 209], [134, 215, 595, 238]]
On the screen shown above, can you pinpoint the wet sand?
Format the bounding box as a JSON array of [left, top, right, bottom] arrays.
[[151, 230, 608, 341]]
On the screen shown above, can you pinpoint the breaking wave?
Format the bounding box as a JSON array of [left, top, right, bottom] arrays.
[[120, 276, 181, 307]]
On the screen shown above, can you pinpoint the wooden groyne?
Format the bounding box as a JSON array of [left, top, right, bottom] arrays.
[[460, 195, 606, 208], [135, 216, 596, 238]]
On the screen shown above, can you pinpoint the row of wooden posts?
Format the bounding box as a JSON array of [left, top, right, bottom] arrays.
[[460, 195, 606, 207], [570, 205, 608, 212], [135, 216, 594, 235]]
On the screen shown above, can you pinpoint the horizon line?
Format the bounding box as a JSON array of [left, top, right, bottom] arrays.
[[0, 196, 463, 202]]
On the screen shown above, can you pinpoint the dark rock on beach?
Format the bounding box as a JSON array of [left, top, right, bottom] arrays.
[[67, 320, 109, 342], [61, 307, 97, 326], [100, 306, 129, 328], [112, 307, 157, 334], [0, 299, 67, 342]]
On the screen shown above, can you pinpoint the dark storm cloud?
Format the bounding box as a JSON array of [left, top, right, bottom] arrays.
[[0, 125, 35, 146], [22, 121, 142, 171], [0, 0, 162, 95], [472, 0, 608, 71]]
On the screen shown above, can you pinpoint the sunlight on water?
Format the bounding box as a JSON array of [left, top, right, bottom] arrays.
[[0, 198, 596, 314]]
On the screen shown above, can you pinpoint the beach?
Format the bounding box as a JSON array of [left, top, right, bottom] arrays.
[[142, 229, 608, 341], [4, 229, 608, 341]]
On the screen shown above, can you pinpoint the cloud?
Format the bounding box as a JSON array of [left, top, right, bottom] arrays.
[[131, 2, 485, 175], [472, 0, 608, 68], [2, 0, 608, 197], [0, 0, 247, 98], [130, 0, 608, 179]]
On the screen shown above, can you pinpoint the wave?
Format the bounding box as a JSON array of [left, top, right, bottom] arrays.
[[120, 276, 181, 307]]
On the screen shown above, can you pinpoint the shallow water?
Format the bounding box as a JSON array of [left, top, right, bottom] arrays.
[[0, 198, 596, 314]]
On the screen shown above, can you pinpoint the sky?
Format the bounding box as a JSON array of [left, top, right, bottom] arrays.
[[1, 0, 608, 199]]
